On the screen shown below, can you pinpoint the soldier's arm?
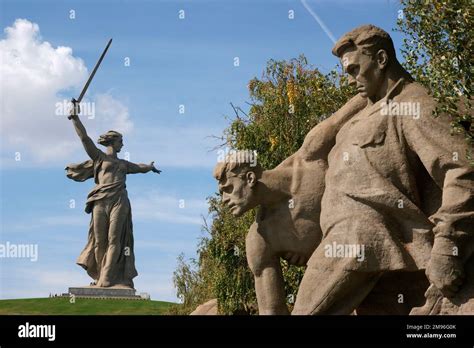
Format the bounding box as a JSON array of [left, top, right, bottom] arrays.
[[297, 93, 366, 161], [402, 100, 474, 296], [402, 107, 474, 259], [258, 94, 366, 201]]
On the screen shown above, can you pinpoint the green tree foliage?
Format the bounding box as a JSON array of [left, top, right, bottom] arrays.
[[202, 195, 257, 314], [166, 254, 202, 314], [226, 55, 355, 169], [397, 0, 473, 161]]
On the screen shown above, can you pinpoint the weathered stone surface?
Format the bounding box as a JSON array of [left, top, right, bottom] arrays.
[[190, 299, 218, 315], [214, 24, 473, 315], [213, 96, 366, 315], [411, 256, 474, 315]]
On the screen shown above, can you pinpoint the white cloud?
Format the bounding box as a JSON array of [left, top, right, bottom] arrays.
[[93, 93, 133, 134], [0, 19, 132, 165]]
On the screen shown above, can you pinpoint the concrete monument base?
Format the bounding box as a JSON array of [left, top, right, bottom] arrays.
[[68, 285, 142, 299]]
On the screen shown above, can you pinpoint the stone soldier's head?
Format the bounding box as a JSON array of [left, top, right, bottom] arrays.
[[213, 150, 262, 217], [332, 24, 410, 101], [98, 130, 123, 153]]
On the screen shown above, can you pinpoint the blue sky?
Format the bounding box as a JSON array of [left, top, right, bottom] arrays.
[[0, 0, 404, 301]]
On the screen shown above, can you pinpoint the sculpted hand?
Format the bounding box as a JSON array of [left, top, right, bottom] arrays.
[[426, 253, 465, 297], [68, 98, 80, 119], [150, 161, 162, 174]]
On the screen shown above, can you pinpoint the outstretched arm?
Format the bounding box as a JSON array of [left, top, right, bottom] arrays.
[[69, 101, 100, 160], [126, 161, 161, 174]]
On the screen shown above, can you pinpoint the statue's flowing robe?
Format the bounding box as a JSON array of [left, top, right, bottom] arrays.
[[65, 151, 138, 288]]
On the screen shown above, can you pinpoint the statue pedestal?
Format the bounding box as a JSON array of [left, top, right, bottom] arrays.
[[68, 285, 142, 299]]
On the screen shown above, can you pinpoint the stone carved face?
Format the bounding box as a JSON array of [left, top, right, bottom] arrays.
[[112, 137, 124, 153], [342, 48, 385, 99], [217, 171, 258, 217]]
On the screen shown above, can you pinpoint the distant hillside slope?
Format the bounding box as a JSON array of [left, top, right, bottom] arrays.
[[0, 298, 176, 315]]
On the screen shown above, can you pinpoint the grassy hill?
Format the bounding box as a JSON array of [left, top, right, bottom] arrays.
[[0, 297, 176, 315]]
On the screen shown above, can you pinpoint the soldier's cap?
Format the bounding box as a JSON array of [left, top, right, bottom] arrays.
[[332, 24, 396, 58]]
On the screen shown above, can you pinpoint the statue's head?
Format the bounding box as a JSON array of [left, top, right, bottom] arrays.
[[98, 130, 123, 152], [332, 24, 400, 99], [213, 151, 262, 217]]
